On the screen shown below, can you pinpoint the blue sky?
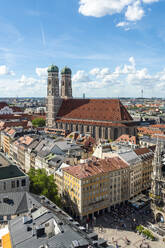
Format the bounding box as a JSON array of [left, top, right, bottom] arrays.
[[0, 0, 165, 98]]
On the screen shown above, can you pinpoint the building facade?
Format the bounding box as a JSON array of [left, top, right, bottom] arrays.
[[62, 157, 129, 220], [0, 164, 29, 194], [46, 64, 137, 140], [150, 142, 165, 223]]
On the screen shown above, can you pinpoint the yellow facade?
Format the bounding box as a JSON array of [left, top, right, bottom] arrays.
[[63, 172, 80, 205], [63, 170, 111, 218], [3, 134, 10, 155], [2, 233, 12, 248], [142, 158, 153, 190]]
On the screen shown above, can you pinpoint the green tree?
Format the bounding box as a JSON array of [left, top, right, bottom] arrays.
[[32, 117, 45, 127], [28, 168, 61, 206]]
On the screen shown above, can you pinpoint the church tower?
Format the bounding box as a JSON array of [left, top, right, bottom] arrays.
[[46, 65, 62, 127], [152, 140, 163, 180], [151, 140, 165, 222], [61, 66, 72, 98]]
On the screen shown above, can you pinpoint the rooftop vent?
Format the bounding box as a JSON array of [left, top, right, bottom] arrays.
[[36, 225, 45, 238], [39, 244, 49, 248], [27, 226, 32, 232]]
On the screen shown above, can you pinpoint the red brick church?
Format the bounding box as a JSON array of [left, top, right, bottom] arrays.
[[46, 65, 137, 140]]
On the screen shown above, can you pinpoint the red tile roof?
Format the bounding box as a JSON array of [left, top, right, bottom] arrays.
[[134, 147, 152, 155], [0, 102, 22, 113], [63, 157, 128, 179], [0, 102, 8, 108], [57, 99, 132, 122], [116, 134, 137, 144]]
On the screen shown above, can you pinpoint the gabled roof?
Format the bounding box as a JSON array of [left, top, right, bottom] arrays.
[[119, 150, 141, 165], [57, 99, 133, 122], [0, 164, 25, 180]]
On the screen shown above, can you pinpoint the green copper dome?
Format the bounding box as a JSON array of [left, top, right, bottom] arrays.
[[47, 64, 59, 73], [61, 66, 72, 75]]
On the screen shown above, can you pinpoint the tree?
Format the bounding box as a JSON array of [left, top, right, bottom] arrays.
[[28, 168, 61, 206], [32, 117, 45, 127]]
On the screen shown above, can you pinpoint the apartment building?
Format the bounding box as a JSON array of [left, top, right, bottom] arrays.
[[62, 157, 129, 220], [54, 162, 70, 196], [0, 163, 29, 194], [24, 138, 40, 172], [1, 128, 17, 155], [119, 150, 142, 198], [134, 147, 154, 191], [10, 135, 34, 172]]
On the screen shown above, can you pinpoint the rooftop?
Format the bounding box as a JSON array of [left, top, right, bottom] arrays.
[[0, 164, 25, 180], [119, 150, 141, 165], [134, 147, 152, 156], [8, 195, 108, 248], [57, 99, 133, 123], [0, 191, 41, 216], [63, 157, 128, 179]]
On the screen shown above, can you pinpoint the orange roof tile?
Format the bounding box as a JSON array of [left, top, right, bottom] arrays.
[[63, 157, 128, 179]]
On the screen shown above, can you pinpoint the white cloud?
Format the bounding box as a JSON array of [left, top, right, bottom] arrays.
[[18, 74, 46, 87], [125, 1, 144, 21], [78, 0, 133, 17], [36, 67, 48, 77], [78, 0, 160, 28], [0, 73, 47, 97], [89, 68, 110, 78], [72, 57, 165, 97], [116, 21, 129, 27], [72, 70, 89, 82], [0, 65, 15, 76]]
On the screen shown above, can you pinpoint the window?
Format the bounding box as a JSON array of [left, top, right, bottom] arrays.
[[21, 179, 26, 187], [11, 181, 15, 188], [3, 182, 6, 190], [0, 215, 3, 221], [17, 180, 19, 187]]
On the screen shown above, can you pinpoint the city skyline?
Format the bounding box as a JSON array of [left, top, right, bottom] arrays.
[[0, 0, 165, 98]]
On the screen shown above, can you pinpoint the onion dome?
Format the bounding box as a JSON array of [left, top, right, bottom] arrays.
[[61, 66, 72, 75], [47, 64, 59, 73]]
